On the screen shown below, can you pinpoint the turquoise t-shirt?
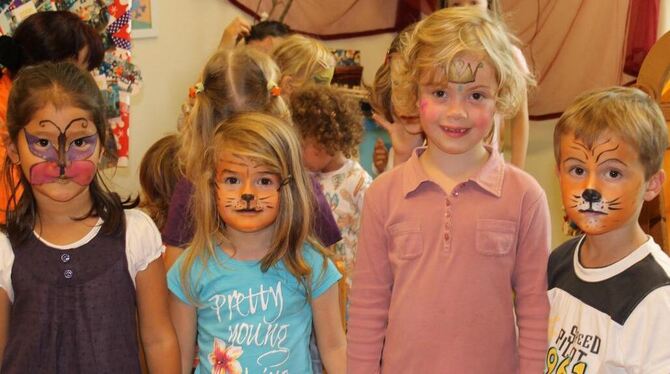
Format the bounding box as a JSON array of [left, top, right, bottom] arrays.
[[168, 243, 341, 374]]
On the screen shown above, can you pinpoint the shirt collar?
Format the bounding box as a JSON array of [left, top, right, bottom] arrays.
[[402, 145, 505, 198]]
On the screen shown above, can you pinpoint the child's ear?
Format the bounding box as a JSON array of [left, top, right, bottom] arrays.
[[279, 75, 293, 97], [643, 169, 665, 201], [6, 142, 20, 165]]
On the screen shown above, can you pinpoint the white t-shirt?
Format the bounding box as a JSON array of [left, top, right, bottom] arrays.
[[547, 235, 670, 373], [0, 209, 164, 302]]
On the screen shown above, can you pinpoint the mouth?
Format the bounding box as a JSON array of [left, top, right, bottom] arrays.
[[578, 209, 607, 215], [235, 208, 261, 213], [441, 126, 470, 137]]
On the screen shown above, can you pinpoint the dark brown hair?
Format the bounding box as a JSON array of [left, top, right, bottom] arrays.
[[290, 85, 364, 158], [139, 134, 181, 230], [0, 11, 104, 78]]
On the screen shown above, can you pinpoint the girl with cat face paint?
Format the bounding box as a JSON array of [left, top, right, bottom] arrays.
[[0, 62, 179, 372], [168, 112, 345, 374]]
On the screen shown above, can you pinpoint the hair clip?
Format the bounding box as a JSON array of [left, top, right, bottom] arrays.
[[267, 81, 282, 97], [188, 82, 205, 98], [277, 174, 292, 190]]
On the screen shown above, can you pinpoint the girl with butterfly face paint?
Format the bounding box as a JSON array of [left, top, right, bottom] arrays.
[[168, 113, 345, 374], [0, 62, 179, 373]]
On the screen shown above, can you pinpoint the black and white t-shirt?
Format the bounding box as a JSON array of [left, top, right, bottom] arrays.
[[547, 236, 670, 374]]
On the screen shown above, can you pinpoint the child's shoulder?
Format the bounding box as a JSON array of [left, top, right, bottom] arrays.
[[502, 162, 545, 196], [548, 236, 582, 283]]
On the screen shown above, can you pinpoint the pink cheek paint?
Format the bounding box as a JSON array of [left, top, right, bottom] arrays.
[[29, 160, 96, 186]]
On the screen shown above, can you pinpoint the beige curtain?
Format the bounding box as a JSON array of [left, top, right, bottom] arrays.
[[503, 0, 630, 118], [229, 0, 407, 39]]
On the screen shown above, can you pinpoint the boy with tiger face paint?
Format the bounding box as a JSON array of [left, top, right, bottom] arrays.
[[548, 87, 670, 373]]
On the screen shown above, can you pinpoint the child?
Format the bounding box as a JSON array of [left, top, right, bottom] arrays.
[[272, 34, 336, 98], [139, 133, 181, 230], [290, 85, 373, 298], [347, 7, 550, 373], [444, 0, 531, 168], [369, 23, 424, 174], [0, 62, 179, 372], [548, 87, 670, 372], [163, 47, 341, 268], [168, 112, 346, 374]]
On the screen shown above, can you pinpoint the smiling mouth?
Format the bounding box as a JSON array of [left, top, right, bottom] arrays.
[[236, 208, 261, 213], [578, 209, 607, 215]]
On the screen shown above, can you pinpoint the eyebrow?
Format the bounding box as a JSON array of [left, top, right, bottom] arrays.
[[562, 157, 585, 165], [597, 158, 629, 167], [595, 144, 619, 163]]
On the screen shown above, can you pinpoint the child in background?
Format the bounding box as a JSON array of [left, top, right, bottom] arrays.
[[290, 85, 372, 299], [0, 62, 178, 372], [163, 47, 341, 268], [369, 23, 424, 174], [347, 8, 550, 373], [548, 87, 670, 372], [445, 0, 531, 168], [139, 133, 181, 231], [218, 17, 292, 52], [272, 34, 336, 98], [168, 112, 346, 374]]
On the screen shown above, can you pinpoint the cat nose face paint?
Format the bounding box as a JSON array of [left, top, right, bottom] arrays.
[[215, 151, 283, 234], [24, 117, 99, 186], [558, 131, 647, 235]]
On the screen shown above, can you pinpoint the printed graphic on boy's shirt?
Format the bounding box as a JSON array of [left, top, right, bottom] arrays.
[[546, 322, 600, 374], [25, 118, 98, 186], [208, 280, 292, 372]]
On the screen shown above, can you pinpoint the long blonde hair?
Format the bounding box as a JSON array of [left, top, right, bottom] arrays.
[[272, 34, 336, 89], [179, 47, 289, 181], [394, 7, 534, 119], [180, 112, 324, 303]]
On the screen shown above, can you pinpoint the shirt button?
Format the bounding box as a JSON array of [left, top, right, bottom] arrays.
[[444, 233, 450, 241], [453, 191, 459, 197], [61, 253, 70, 263], [64, 269, 73, 279]]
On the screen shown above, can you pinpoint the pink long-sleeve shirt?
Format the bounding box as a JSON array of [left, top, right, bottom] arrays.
[[347, 148, 550, 373]]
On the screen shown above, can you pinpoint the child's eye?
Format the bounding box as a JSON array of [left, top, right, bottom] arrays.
[[471, 92, 486, 101], [72, 138, 87, 147], [257, 177, 278, 187], [607, 170, 622, 179], [37, 139, 50, 147], [223, 176, 240, 185], [432, 90, 447, 99], [569, 166, 585, 176]]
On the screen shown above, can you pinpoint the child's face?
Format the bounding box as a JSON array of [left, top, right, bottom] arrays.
[[301, 137, 332, 173], [12, 103, 100, 203], [558, 131, 660, 235], [417, 51, 497, 156], [215, 151, 282, 234], [447, 0, 489, 11]]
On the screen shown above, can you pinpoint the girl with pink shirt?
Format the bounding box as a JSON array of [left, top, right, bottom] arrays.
[[347, 7, 550, 373]]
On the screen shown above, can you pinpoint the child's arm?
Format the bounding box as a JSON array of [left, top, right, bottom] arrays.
[[512, 191, 551, 374], [168, 293, 197, 374], [509, 46, 530, 169], [347, 192, 392, 374], [312, 285, 346, 374], [136, 258, 180, 373], [0, 289, 9, 365]]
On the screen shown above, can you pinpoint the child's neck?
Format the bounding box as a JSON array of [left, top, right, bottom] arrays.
[[34, 189, 98, 245], [580, 224, 648, 268], [320, 152, 347, 173], [419, 144, 489, 193], [223, 225, 275, 261]]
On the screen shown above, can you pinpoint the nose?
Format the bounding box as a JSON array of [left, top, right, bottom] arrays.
[[241, 194, 255, 203], [582, 189, 601, 203], [445, 97, 467, 120]]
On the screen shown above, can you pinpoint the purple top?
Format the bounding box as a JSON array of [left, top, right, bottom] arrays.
[[162, 176, 341, 248]]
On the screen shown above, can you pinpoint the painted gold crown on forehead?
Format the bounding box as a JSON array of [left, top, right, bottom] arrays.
[[448, 60, 484, 84]]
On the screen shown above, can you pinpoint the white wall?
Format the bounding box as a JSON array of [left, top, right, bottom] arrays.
[[117, 0, 670, 247], [109, 0, 393, 195]]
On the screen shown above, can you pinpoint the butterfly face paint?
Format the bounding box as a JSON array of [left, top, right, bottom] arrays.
[[558, 131, 648, 235], [24, 117, 98, 186], [215, 151, 285, 234]]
